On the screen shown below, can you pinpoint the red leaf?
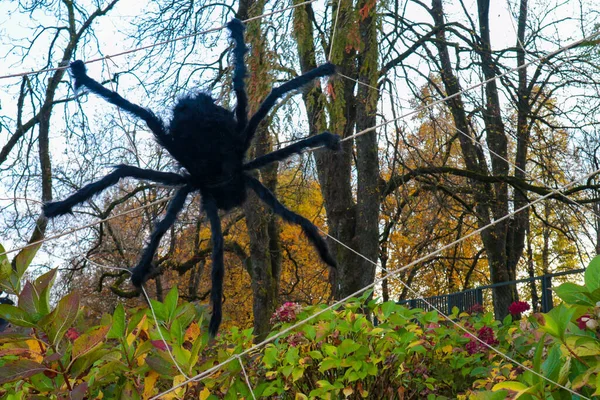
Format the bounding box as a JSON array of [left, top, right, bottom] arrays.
[[0, 360, 45, 384]]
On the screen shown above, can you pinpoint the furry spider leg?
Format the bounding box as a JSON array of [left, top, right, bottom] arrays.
[[43, 165, 187, 217], [243, 63, 336, 150], [245, 175, 337, 268], [70, 61, 170, 147], [130, 185, 193, 287], [243, 131, 341, 171], [202, 195, 224, 337], [227, 18, 249, 134]]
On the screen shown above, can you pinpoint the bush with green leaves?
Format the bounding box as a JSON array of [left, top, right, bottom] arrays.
[[2, 245, 600, 399]]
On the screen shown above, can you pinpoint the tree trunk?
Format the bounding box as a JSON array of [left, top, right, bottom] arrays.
[[293, 0, 380, 301], [238, 0, 282, 340], [431, 0, 519, 320]]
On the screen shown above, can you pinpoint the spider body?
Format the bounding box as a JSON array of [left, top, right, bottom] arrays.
[[43, 19, 340, 336], [168, 93, 247, 210]]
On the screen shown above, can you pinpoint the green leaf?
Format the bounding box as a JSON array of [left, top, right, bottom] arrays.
[[292, 366, 304, 382], [302, 324, 316, 340], [339, 339, 361, 357], [18, 281, 40, 315], [13, 239, 42, 277], [0, 244, 11, 280], [39, 291, 80, 346], [541, 344, 562, 383], [263, 346, 279, 368], [381, 301, 397, 318], [540, 304, 576, 341], [585, 255, 600, 292], [492, 381, 529, 392], [163, 286, 179, 322], [554, 282, 593, 306], [557, 356, 571, 386], [146, 355, 176, 376], [285, 346, 300, 365], [33, 269, 56, 315], [319, 357, 340, 372], [470, 392, 509, 400], [566, 335, 600, 356], [149, 299, 167, 322], [108, 304, 125, 339], [0, 359, 45, 384], [0, 304, 36, 327], [174, 302, 196, 329], [72, 325, 110, 360], [30, 372, 54, 392], [170, 319, 183, 346]]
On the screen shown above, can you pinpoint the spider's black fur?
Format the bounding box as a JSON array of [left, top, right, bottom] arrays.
[[43, 19, 340, 337]]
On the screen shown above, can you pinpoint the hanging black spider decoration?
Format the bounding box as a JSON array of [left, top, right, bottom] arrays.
[[43, 19, 339, 336]]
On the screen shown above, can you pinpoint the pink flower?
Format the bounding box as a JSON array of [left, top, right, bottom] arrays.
[[463, 326, 498, 354], [270, 302, 303, 324], [508, 301, 530, 316], [477, 326, 499, 346], [467, 303, 484, 314], [576, 315, 598, 330], [286, 332, 305, 347], [65, 328, 80, 341]]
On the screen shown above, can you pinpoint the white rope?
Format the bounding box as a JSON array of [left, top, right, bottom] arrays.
[[328, 0, 342, 61], [0, 195, 175, 258], [336, 29, 600, 144], [237, 355, 257, 400], [0, 197, 44, 205], [74, 256, 190, 382], [151, 163, 600, 398], [0, 0, 318, 81], [141, 285, 190, 380]]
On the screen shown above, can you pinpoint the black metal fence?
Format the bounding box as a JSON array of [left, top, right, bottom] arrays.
[[398, 268, 585, 315]]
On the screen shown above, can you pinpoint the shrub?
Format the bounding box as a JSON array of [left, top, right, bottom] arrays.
[[2, 251, 600, 398]]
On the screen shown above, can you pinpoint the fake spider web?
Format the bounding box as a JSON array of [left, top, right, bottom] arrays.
[[0, 0, 599, 399]]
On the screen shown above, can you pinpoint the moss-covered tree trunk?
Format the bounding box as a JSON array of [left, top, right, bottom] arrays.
[[293, 0, 381, 300], [237, 0, 282, 340]]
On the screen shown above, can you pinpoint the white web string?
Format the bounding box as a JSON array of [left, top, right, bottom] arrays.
[[150, 164, 600, 399], [328, 0, 342, 61], [0, 7, 597, 397], [0, 0, 318, 81]]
